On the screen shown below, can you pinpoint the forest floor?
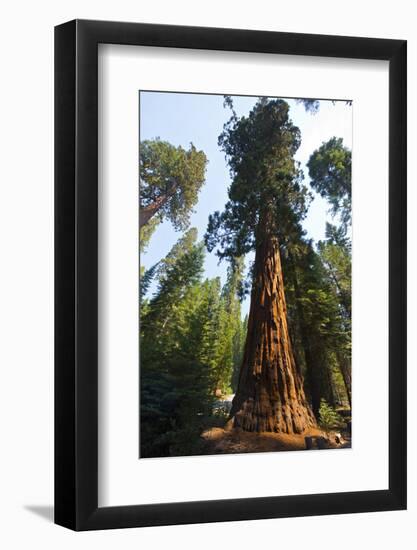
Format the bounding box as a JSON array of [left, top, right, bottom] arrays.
[[198, 394, 351, 455], [200, 425, 351, 454]]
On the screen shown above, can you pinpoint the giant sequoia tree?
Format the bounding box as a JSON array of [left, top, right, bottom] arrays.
[[139, 139, 207, 249], [205, 99, 316, 433]]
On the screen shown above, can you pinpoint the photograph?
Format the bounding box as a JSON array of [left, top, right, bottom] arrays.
[[0, 2, 408, 542], [139, 91, 352, 459]]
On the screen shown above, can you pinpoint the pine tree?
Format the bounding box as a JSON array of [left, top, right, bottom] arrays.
[[317, 224, 352, 406], [140, 229, 212, 457], [308, 139, 352, 408], [231, 314, 248, 392], [307, 137, 351, 229], [319, 399, 343, 437], [215, 260, 244, 393]]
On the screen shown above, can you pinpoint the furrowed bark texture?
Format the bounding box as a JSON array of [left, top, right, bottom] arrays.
[[230, 234, 316, 433]]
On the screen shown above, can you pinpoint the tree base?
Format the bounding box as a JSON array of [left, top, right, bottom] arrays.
[[201, 425, 347, 455], [230, 396, 316, 434]]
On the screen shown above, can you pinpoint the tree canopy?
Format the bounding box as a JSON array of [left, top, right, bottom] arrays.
[[139, 139, 207, 248], [205, 98, 310, 260], [307, 137, 352, 228], [140, 95, 352, 454], [140, 229, 246, 456]]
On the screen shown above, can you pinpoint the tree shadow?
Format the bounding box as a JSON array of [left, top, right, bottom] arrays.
[[24, 505, 54, 523]]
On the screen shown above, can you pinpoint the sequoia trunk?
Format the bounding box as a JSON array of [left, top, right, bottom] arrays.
[[230, 233, 316, 433], [139, 179, 178, 229], [139, 195, 169, 228]]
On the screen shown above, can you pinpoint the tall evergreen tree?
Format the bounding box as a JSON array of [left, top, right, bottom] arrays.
[[213, 260, 244, 393], [308, 137, 352, 407], [140, 229, 211, 457], [139, 139, 207, 249], [307, 137, 352, 229], [231, 314, 248, 393], [317, 224, 352, 406], [205, 98, 316, 433]]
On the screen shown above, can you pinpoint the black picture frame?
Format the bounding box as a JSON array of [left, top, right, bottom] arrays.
[[55, 19, 407, 531]]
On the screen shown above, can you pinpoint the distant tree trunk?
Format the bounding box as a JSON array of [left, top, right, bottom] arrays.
[[337, 353, 352, 408], [230, 231, 316, 433], [139, 195, 170, 228], [290, 260, 322, 418], [289, 255, 336, 417], [325, 367, 336, 408], [139, 179, 178, 228]]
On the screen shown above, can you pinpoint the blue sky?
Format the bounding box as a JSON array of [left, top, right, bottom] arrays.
[[140, 91, 352, 316]]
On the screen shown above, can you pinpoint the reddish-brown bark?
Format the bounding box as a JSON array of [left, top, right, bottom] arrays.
[[230, 231, 316, 433], [139, 195, 170, 228], [139, 179, 178, 229]]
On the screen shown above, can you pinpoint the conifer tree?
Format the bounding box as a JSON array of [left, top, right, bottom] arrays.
[[140, 229, 211, 456], [205, 98, 316, 433], [139, 139, 207, 249], [307, 137, 351, 229]]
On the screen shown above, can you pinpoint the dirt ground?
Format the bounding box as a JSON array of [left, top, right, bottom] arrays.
[[200, 425, 350, 454]]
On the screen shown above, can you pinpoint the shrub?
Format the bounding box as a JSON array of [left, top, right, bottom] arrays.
[[318, 399, 343, 435]]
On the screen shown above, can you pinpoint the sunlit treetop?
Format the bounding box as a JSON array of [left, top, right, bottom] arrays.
[[205, 98, 311, 261], [140, 139, 207, 232], [307, 137, 352, 229]]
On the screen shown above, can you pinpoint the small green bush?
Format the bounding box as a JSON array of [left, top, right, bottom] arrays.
[[318, 399, 343, 435]]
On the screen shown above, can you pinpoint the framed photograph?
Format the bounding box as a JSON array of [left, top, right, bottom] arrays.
[[55, 19, 406, 530]]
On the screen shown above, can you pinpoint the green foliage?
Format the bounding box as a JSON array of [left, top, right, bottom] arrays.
[[141, 229, 204, 339], [214, 260, 245, 392], [231, 314, 248, 392], [140, 229, 246, 457], [140, 229, 210, 457], [139, 97, 352, 454], [280, 216, 351, 415], [205, 98, 311, 260], [278, 134, 352, 417], [203, 97, 352, 426], [317, 222, 351, 320], [140, 139, 207, 230], [139, 262, 159, 304], [139, 215, 160, 252], [318, 399, 343, 434], [307, 137, 351, 228], [295, 98, 320, 114]]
